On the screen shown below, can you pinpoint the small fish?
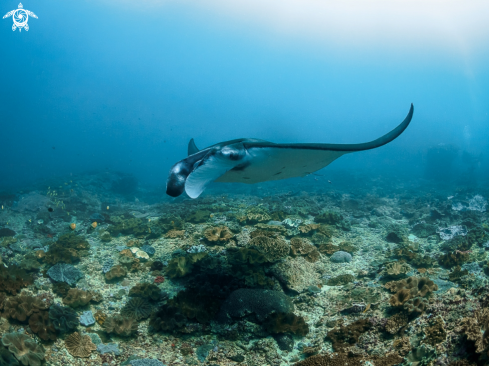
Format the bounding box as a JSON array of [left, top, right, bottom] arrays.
[[447, 196, 454, 200], [48, 207, 54, 212], [328, 180, 332, 184]]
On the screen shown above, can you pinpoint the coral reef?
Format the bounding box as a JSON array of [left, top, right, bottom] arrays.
[[3, 171, 489, 365], [121, 298, 152, 321], [1, 333, 44, 366], [263, 312, 309, 336], [385, 312, 408, 334], [3, 294, 48, 322], [104, 264, 127, 281], [290, 237, 320, 262], [385, 276, 437, 310], [149, 305, 186, 332], [326, 319, 372, 351], [43, 233, 90, 265], [329, 251, 352, 263], [0, 265, 33, 295], [326, 274, 354, 286], [249, 235, 290, 262], [62, 288, 93, 308], [384, 261, 411, 278], [165, 252, 207, 278], [128, 283, 163, 302], [103, 314, 139, 336], [272, 256, 320, 293], [29, 311, 57, 341], [46, 263, 84, 286], [48, 304, 78, 334], [203, 226, 233, 243], [218, 289, 294, 322], [65, 332, 97, 358]]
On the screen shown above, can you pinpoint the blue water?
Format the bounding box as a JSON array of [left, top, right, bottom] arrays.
[[1, 1, 488, 189]]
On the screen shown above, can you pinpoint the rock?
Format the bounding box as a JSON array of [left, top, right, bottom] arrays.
[[0, 228, 16, 237], [140, 245, 155, 256], [271, 257, 320, 293], [273, 334, 294, 352], [47, 263, 84, 286], [80, 311, 96, 326], [12, 192, 50, 212], [102, 259, 114, 273], [330, 251, 352, 263], [90, 213, 105, 222], [97, 343, 121, 356], [135, 250, 149, 261], [411, 223, 437, 238]]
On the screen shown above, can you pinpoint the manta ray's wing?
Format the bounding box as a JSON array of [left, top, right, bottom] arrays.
[[3, 10, 14, 19], [216, 104, 414, 184]]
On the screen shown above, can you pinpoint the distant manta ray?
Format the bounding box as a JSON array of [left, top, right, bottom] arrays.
[[166, 104, 414, 198]]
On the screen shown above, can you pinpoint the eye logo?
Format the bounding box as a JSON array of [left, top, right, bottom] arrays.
[[3, 3, 37, 32]]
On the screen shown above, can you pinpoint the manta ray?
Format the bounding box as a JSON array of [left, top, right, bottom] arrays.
[[166, 104, 413, 198]]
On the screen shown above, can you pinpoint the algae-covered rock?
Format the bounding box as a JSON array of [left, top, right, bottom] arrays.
[[326, 274, 354, 286], [186, 210, 211, 223], [263, 312, 309, 336], [47, 263, 84, 286], [108, 217, 148, 238], [271, 257, 320, 293], [165, 252, 207, 278], [290, 237, 320, 263], [203, 226, 234, 243], [218, 289, 294, 322], [411, 223, 437, 238], [315, 211, 343, 225], [249, 236, 290, 262], [330, 251, 352, 263]]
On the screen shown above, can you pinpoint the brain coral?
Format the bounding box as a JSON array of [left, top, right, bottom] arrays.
[[1, 333, 44, 366], [218, 289, 294, 323], [65, 332, 96, 358], [249, 236, 290, 262]]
